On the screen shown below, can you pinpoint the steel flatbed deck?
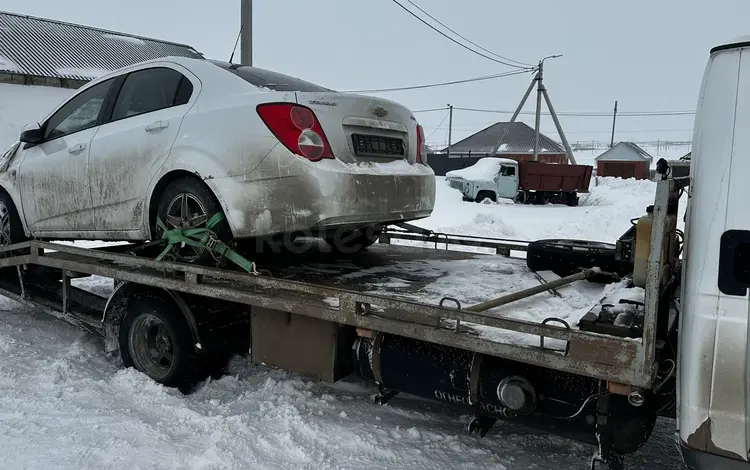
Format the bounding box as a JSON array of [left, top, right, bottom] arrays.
[[0, 187, 672, 389]]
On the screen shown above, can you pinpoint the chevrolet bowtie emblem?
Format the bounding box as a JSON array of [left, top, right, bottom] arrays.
[[372, 106, 388, 118]]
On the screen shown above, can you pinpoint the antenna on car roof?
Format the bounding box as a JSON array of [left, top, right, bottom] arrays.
[[228, 25, 242, 64]]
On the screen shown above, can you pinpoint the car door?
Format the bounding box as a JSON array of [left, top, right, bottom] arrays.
[[17, 78, 116, 234], [88, 66, 195, 233]]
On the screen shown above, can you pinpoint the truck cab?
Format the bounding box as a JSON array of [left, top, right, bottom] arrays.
[[679, 35, 750, 469], [445, 157, 519, 202]]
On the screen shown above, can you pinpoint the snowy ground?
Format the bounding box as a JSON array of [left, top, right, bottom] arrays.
[[0, 176, 687, 469]]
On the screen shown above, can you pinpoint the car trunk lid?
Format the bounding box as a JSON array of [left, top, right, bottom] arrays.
[[297, 92, 418, 164]]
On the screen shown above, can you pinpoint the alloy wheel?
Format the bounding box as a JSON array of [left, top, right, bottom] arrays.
[[164, 193, 208, 263]]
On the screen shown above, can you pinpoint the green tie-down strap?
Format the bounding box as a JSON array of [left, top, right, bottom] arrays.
[[154, 212, 258, 275]]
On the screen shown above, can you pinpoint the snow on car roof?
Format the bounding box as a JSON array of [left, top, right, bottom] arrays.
[[445, 157, 517, 182]]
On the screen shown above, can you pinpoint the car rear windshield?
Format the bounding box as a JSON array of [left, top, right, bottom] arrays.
[[210, 60, 332, 92]]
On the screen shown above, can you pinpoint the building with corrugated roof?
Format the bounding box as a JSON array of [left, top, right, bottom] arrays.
[[594, 141, 653, 179], [0, 10, 203, 89], [427, 122, 567, 176]]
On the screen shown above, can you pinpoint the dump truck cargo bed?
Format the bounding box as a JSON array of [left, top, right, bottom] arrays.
[[518, 161, 593, 193]]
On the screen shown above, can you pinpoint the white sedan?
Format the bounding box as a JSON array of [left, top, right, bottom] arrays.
[[0, 57, 435, 263]]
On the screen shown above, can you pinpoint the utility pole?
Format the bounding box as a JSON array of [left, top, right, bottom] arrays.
[[533, 60, 544, 161], [446, 104, 454, 159], [490, 55, 577, 164], [609, 100, 618, 148], [240, 0, 253, 66]]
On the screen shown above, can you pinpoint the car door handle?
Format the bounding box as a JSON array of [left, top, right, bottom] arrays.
[[145, 121, 169, 132], [68, 143, 86, 153]]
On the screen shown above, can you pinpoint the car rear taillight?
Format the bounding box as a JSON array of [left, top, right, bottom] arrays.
[[416, 124, 427, 165], [256, 103, 334, 161]]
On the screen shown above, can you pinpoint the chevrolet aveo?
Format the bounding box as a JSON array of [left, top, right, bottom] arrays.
[[0, 56, 436, 263]]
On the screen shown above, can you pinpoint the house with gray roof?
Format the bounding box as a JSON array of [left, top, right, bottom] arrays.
[[0, 10, 203, 89], [595, 141, 654, 179], [428, 121, 567, 176]]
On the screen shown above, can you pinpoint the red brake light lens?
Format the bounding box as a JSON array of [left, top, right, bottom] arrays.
[[416, 124, 427, 165], [256, 103, 334, 161]]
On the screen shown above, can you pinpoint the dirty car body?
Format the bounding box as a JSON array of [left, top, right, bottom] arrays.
[[0, 56, 435, 243]]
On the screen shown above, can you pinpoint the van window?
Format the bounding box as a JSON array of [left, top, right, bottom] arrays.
[[718, 230, 750, 296]]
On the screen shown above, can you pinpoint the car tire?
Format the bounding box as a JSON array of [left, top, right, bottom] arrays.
[[155, 177, 231, 266], [0, 191, 29, 257], [325, 227, 380, 253], [526, 239, 631, 279], [119, 294, 201, 389]]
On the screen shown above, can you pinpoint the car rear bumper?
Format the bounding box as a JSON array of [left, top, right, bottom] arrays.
[[209, 158, 436, 239]]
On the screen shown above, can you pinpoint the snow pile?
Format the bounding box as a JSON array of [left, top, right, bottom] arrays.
[[0, 296, 605, 469], [445, 157, 516, 182], [413, 176, 660, 243], [579, 176, 659, 207], [316, 158, 433, 176], [0, 83, 74, 151]]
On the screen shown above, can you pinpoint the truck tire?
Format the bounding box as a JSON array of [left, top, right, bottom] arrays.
[[526, 239, 631, 278], [565, 193, 579, 207], [475, 191, 497, 203], [119, 294, 201, 388]]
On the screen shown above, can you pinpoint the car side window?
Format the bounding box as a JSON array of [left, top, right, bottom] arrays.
[[111, 67, 192, 121], [44, 78, 114, 141], [500, 165, 516, 177]]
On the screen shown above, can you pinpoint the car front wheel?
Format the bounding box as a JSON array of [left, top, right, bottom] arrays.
[[0, 192, 29, 257]]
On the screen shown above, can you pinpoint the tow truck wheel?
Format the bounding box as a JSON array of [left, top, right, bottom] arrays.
[[119, 295, 199, 388]]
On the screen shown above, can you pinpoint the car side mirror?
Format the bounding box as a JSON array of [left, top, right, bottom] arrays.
[[20, 127, 43, 145]]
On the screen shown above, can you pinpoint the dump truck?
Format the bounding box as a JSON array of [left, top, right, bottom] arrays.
[[1, 36, 749, 470], [445, 157, 593, 206]]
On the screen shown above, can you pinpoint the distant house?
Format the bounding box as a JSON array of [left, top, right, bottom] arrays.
[[428, 122, 567, 176], [0, 10, 204, 89], [594, 142, 653, 180]]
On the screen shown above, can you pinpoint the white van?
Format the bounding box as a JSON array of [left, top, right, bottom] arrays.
[[679, 36, 750, 468]]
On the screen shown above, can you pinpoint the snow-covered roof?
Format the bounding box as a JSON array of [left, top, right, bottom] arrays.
[[442, 122, 565, 155], [445, 157, 516, 182], [0, 11, 203, 82], [595, 141, 653, 163]]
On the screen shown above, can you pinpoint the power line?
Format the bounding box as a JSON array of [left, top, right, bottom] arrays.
[[424, 110, 451, 141], [423, 125, 693, 135], [403, 0, 533, 68], [344, 69, 532, 93], [390, 0, 535, 70], [454, 106, 695, 116], [411, 106, 696, 117]]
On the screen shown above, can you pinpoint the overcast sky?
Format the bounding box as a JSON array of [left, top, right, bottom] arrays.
[[4, 0, 749, 147]]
